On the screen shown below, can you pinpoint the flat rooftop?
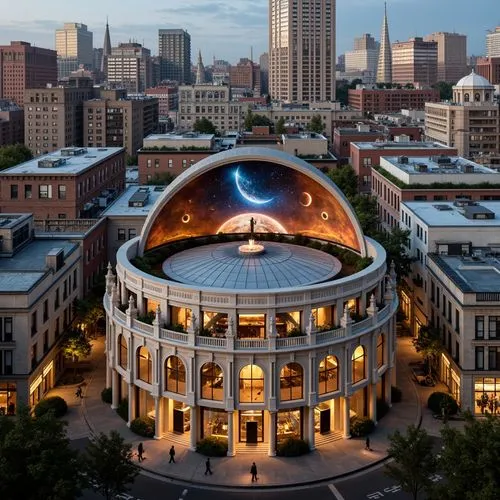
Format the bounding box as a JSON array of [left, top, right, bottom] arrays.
[[2, 147, 124, 176], [382, 156, 497, 175], [403, 201, 500, 227], [144, 133, 215, 142], [352, 141, 453, 151], [0, 239, 78, 292], [102, 185, 166, 217], [429, 253, 500, 293]]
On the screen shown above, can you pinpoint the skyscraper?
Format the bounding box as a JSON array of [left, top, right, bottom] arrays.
[[345, 34, 379, 80], [269, 0, 336, 103], [107, 43, 152, 94], [392, 38, 438, 86], [158, 29, 191, 84], [486, 27, 500, 58], [55, 23, 93, 79], [424, 32, 467, 83], [376, 2, 392, 84]]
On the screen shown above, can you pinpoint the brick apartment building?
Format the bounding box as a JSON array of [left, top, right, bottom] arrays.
[[0, 100, 24, 146], [229, 58, 261, 95], [0, 146, 126, 219], [475, 56, 500, 85]]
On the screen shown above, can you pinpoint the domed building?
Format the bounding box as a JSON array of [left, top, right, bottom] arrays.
[[425, 70, 500, 158], [104, 147, 398, 456]]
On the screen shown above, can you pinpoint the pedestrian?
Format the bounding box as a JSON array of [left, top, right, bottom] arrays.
[[205, 457, 213, 475], [365, 436, 372, 451], [169, 445, 176, 463], [75, 386, 82, 399], [250, 462, 258, 482], [137, 442, 144, 463]]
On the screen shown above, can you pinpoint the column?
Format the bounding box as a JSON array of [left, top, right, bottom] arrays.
[[154, 396, 163, 439], [120, 281, 127, 306], [308, 406, 316, 451], [106, 364, 112, 389], [342, 396, 351, 439], [111, 370, 120, 409], [385, 369, 393, 407], [227, 411, 235, 457], [127, 383, 136, 426], [369, 384, 377, 425], [189, 406, 197, 451], [268, 411, 277, 457]]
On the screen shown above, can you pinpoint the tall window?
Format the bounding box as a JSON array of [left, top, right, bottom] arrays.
[[377, 334, 385, 368], [118, 335, 128, 369], [475, 346, 484, 370], [10, 185, 18, 200], [352, 345, 366, 384], [39, 185, 52, 199], [489, 347, 500, 370], [136, 346, 152, 383], [165, 356, 186, 395], [25, 185, 32, 199], [200, 362, 223, 401], [489, 317, 500, 339], [239, 364, 264, 403], [58, 185, 66, 200], [280, 363, 303, 401], [476, 316, 484, 339], [318, 356, 338, 395]]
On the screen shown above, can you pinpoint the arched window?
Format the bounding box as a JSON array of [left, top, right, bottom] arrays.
[[118, 334, 128, 369], [201, 362, 223, 401], [377, 334, 385, 368], [165, 356, 186, 395], [474, 93, 481, 102], [352, 345, 366, 384], [318, 355, 338, 395], [280, 363, 303, 401], [464, 93, 470, 102], [239, 365, 264, 403], [136, 346, 152, 383]]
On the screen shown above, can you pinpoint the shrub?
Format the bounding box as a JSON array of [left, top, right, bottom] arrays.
[[101, 387, 112, 404], [391, 386, 403, 403], [130, 416, 155, 438], [276, 437, 310, 457], [350, 416, 375, 437], [427, 392, 458, 416], [377, 399, 390, 420], [34, 396, 68, 418], [116, 398, 128, 421], [196, 436, 228, 457]]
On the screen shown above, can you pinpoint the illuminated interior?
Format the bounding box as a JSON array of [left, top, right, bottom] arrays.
[[277, 409, 302, 442], [238, 313, 266, 339], [239, 365, 265, 403]]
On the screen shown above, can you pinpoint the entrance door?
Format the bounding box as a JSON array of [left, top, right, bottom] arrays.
[[320, 408, 331, 434], [246, 421, 258, 443], [173, 409, 184, 433]]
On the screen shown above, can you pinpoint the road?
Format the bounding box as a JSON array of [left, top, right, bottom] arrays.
[[74, 437, 443, 500]]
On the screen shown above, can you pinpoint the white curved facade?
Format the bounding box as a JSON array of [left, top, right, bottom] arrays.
[[104, 148, 398, 456]]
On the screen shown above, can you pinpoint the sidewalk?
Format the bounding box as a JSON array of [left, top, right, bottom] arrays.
[[46, 335, 455, 488]]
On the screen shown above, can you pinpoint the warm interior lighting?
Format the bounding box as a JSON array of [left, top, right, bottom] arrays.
[[238, 238, 265, 256]]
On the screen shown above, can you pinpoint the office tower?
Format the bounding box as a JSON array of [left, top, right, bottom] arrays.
[[55, 23, 93, 79], [345, 33, 379, 77], [101, 19, 112, 76], [486, 27, 500, 57], [376, 2, 392, 84], [0, 41, 57, 106], [158, 29, 191, 84], [259, 52, 269, 95], [229, 58, 261, 95], [269, 0, 336, 103], [392, 38, 438, 86], [107, 43, 152, 94], [424, 32, 467, 83]]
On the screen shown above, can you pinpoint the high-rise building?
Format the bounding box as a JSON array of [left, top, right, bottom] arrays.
[[476, 56, 500, 85], [345, 34, 379, 78], [392, 37, 438, 86], [486, 27, 500, 57], [269, 0, 336, 103], [424, 32, 467, 83], [229, 58, 261, 95], [376, 3, 392, 84], [55, 23, 93, 80], [0, 99, 24, 146], [107, 43, 152, 94], [0, 41, 57, 107], [158, 29, 191, 84], [259, 52, 269, 95]]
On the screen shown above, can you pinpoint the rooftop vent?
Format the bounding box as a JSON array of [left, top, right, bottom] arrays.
[[398, 156, 409, 164], [454, 198, 475, 207], [463, 205, 495, 220], [60, 147, 87, 157], [38, 158, 67, 168], [414, 163, 428, 172], [128, 188, 150, 208], [431, 155, 452, 165], [461, 163, 475, 173], [433, 204, 453, 211]]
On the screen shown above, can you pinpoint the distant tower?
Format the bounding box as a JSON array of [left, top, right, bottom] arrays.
[[195, 50, 206, 85], [376, 2, 392, 84], [101, 18, 112, 75]]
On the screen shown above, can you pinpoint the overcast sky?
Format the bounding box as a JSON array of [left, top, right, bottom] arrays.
[[0, 0, 495, 64]]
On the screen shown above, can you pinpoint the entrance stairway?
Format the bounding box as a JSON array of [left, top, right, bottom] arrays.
[[235, 442, 268, 454], [314, 430, 344, 447]]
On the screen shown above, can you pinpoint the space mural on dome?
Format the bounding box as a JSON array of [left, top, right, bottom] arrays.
[[145, 160, 362, 252]]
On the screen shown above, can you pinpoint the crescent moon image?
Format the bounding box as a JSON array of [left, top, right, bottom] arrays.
[[235, 167, 274, 205], [300, 192, 312, 207], [217, 213, 288, 234]]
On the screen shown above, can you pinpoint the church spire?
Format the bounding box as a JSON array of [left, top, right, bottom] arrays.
[[195, 50, 206, 85], [101, 17, 112, 75], [376, 2, 392, 84]]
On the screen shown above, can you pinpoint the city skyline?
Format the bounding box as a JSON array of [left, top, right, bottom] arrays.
[[0, 0, 495, 64]]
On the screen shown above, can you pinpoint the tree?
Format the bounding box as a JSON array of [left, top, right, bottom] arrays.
[[326, 165, 358, 199], [244, 109, 274, 131], [84, 430, 139, 500], [306, 114, 325, 134], [62, 329, 92, 372], [432, 414, 500, 500], [0, 144, 33, 171], [0, 406, 84, 500], [146, 172, 176, 186], [350, 195, 380, 237], [377, 226, 414, 278], [193, 117, 216, 134], [433, 81, 453, 101], [276, 116, 287, 134], [385, 425, 437, 500], [413, 325, 443, 375]]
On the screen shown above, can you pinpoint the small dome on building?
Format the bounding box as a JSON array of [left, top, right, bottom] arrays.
[[455, 70, 494, 89]]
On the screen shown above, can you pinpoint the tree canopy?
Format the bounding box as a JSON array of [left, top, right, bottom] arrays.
[[413, 325, 443, 375], [306, 114, 326, 135], [193, 117, 217, 135], [244, 109, 274, 132], [377, 227, 414, 278], [326, 164, 358, 199], [146, 171, 176, 186], [62, 328, 92, 364], [275, 116, 287, 134], [433, 81, 453, 101], [0, 144, 33, 171]]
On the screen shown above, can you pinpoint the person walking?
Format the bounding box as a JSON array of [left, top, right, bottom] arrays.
[[75, 386, 83, 399], [137, 442, 144, 463], [169, 445, 176, 463], [205, 457, 213, 475], [250, 462, 258, 482], [365, 436, 372, 451]]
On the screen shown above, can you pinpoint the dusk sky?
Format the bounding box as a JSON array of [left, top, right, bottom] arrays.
[[0, 0, 494, 63]]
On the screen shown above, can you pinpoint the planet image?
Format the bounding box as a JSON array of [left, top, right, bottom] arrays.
[[321, 212, 329, 220], [182, 214, 191, 223], [235, 166, 274, 205], [217, 213, 288, 234], [300, 192, 312, 207]]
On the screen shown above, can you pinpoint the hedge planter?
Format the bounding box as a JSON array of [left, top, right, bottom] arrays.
[[276, 437, 310, 457], [427, 392, 458, 416], [34, 396, 68, 418], [350, 416, 375, 437], [101, 387, 112, 404], [130, 416, 155, 438], [196, 436, 228, 457], [116, 398, 128, 421]]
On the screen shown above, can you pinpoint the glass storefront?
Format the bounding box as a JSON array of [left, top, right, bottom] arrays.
[[277, 408, 302, 442], [350, 387, 367, 417], [202, 408, 228, 439], [0, 383, 16, 415], [474, 377, 500, 414], [239, 410, 264, 443]]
